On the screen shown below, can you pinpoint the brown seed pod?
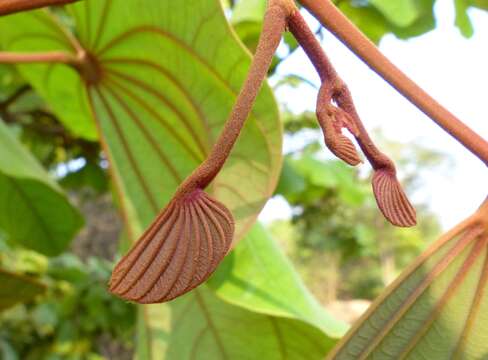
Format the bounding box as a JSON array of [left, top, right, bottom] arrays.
[[372, 168, 417, 227], [109, 189, 234, 303]]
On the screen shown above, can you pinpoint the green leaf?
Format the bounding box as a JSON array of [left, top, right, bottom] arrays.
[[369, 0, 421, 28], [59, 161, 108, 193], [140, 285, 339, 359], [284, 156, 366, 206], [0, 122, 83, 256], [0, 268, 46, 311], [0, 0, 281, 242], [231, 0, 267, 24], [336, 3, 390, 44], [328, 221, 488, 359], [455, 0, 475, 37], [209, 223, 348, 339], [132, 223, 348, 358], [334, 0, 436, 43]]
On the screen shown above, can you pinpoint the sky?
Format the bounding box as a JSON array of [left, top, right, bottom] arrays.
[[259, 0, 488, 230]]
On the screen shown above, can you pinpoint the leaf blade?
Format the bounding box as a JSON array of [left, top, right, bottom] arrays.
[[0, 122, 83, 256], [327, 215, 488, 360], [0, 268, 46, 311]]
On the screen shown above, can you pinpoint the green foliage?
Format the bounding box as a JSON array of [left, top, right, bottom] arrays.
[[0, 250, 135, 359], [229, 0, 483, 48], [0, 268, 46, 311], [209, 223, 347, 338], [0, 121, 83, 256], [455, 0, 488, 36]]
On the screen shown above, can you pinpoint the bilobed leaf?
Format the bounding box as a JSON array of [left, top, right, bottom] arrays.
[[328, 214, 488, 360], [0, 121, 83, 256], [0, 0, 282, 242], [0, 268, 46, 311]]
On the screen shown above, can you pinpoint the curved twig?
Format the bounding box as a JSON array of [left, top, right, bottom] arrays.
[[0, 0, 79, 16], [0, 50, 81, 65], [297, 0, 488, 166], [288, 10, 416, 227]]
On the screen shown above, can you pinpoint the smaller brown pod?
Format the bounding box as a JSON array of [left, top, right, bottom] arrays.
[[109, 189, 234, 303], [317, 105, 362, 167], [372, 169, 417, 227]]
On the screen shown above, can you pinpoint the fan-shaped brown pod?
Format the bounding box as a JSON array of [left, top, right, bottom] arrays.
[[372, 168, 417, 227], [109, 189, 234, 303]]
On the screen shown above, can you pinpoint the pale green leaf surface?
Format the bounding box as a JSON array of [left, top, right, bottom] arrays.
[[208, 223, 348, 339], [231, 0, 267, 24], [0, 268, 46, 311], [0, 122, 83, 255], [0, 13, 97, 140], [369, 0, 420, 27], [140, 286, 337, 360], [328, 224, 488, 360], [0, 0, 282, 240], [136, 224, 347, 359], [455, 0, 475, 37]]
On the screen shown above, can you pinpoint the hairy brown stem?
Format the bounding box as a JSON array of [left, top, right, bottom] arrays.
[[0, 0, 78, 16], [298, 0, 488, 167], [0, 51, 81, 65], [288, 10, 416, 227], [174, 0, 292, 198], [288, 11, 391, 169]]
